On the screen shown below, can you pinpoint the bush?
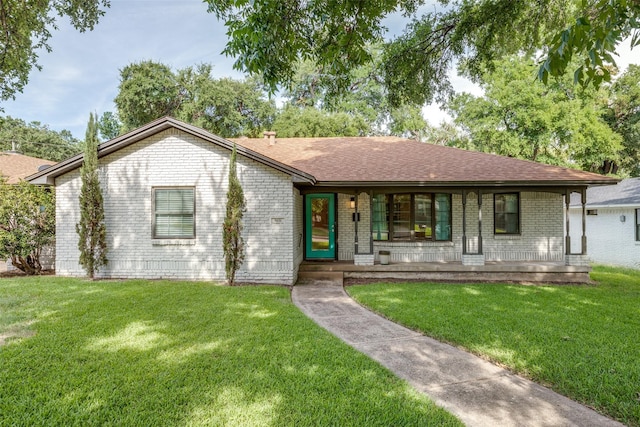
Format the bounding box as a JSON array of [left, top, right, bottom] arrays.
[[0, 179, 55, 274]]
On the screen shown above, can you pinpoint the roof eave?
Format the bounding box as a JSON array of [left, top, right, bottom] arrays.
[[26, 117, 316, 185], [308, 179, 618, 188]]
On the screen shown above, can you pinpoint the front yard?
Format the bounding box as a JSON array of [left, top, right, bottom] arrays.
[[0, 276, 460, 426], [347, 265, 640, 426]]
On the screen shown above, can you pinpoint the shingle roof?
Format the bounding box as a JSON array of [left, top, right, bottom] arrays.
[[26, 117, 618, 188], [232, 136, 617, 186], [570, 177, 640, 207], [0, 152, 55, 184]]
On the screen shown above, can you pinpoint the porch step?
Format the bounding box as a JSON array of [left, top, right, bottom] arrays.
[[296, 270, 344, 285]]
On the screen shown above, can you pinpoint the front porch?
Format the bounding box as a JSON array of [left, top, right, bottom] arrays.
[[298, 260, 592, 284]]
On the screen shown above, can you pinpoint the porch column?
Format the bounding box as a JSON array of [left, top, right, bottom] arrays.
[[461, 190, 485, 266], [354, 190, 359, 255], [353, 190, 374, 266], [565, 189, 571, 255], [369, 190, 374, 254], [462, 190, 467, 254], [581, 188, 587, 255], [477, 190, 483, 255], [565, 188, 590, 266]]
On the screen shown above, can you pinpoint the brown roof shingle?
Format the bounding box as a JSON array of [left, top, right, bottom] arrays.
[[0, 152, 55, 184], [232, 136, 616, 186]]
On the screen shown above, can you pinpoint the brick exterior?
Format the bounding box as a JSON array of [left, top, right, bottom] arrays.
[[55, 129, 300, 284], [569, 207, 640, 269], [53, 126, 566, 281], [336, 191, 564, 263]]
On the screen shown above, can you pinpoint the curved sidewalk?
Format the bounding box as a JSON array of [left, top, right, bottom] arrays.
[[292, 280, 623, 427]]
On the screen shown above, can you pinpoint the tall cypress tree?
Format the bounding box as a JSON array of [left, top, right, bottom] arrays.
[[223, 144, 246, 285], [76, 113, 108, 278]]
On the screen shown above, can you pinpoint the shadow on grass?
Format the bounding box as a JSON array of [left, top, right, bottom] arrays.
[[0, 276, 460, 426], [347, 268, 640, 426]]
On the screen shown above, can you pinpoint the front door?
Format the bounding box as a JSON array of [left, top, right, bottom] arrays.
[[305, 194, 336, 259]]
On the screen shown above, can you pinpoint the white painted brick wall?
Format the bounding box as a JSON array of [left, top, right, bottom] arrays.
[[483, 192, 564, 262], [337, 192, 372, 259], [292, 188, 304, 278], [55, 129, 297, 284], [337, 191, 563, 263], [569, 207, 640, 269]]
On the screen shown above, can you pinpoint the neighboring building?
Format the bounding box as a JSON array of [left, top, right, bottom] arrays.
[[0, 152, 55, 184], [569, 178, 640, 269], [28, 117, 617, 284]]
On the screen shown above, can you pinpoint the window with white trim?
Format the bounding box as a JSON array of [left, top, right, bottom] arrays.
[[153, 187, 195, 238]]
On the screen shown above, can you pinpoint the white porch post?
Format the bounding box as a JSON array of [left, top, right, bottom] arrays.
[[462, 190, 485, 266], [565, 187, 590, 266]]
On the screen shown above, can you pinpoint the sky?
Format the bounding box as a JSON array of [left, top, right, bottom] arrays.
[[2, 0, 640, 141]]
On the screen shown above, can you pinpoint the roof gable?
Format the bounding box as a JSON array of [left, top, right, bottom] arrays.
[[27, 117, 315, 185], [0, 152, 55, 184]]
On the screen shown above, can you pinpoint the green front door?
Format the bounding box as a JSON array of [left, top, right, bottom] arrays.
[[305, 194, 336, 259]]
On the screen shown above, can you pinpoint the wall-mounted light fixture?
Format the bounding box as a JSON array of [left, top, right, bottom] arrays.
[[620, 215, 626, 223], [350, 196, 355, 209]]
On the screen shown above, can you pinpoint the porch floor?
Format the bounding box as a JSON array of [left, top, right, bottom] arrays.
[[298, 260, 592, 284]]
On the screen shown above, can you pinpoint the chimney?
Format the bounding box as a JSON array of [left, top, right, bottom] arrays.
[[263, 131, 276, 146]]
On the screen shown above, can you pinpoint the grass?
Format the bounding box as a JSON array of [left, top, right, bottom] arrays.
[[347, 265, 640, 426], [0, 276, 461, 426]]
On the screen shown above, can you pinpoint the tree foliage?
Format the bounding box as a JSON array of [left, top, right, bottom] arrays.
[[280, 53, 426, 137], [0, 178, 55, 275], [0, 0, 110, 102], [0, 116, 81, 161], [273, 106, 368, 137], [205, 0, 638, 106], [222, 144, 245, 286], [605, 64, 640, 176], [97, 111, 122, 141], [114, 61, 276, 137], [540, 1, 640, 87], [76, 113, 107, 279], [448, 56, 622, 171]]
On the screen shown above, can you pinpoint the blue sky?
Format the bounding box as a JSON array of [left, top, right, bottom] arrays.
[[2, 0, 639, 141], [3, 0, 241, 139]]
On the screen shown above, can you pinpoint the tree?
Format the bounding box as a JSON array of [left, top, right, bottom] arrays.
[[605, 64, 640, 176], [0, 116, 81, 161], [114, 61, 180, 131], [281, 52, 426, 136], [205, 0, 638, 106], [114, 61, 276, 136], [273, 105, 368, 137], [97, 111, 122, 141], [222, 144, 245, 285], [0, 178, 55, 275], [0, 0, 110, 102], [448, 55, 622, 171], [76, 113, 107, 278], [176, 71, 276, 137]]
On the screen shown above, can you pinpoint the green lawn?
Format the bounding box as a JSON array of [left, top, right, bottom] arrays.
[[347, 265, 640, 426], [0, 276, 460, 426]]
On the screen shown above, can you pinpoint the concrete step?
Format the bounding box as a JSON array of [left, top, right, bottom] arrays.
[[296, 270, 344, 285]]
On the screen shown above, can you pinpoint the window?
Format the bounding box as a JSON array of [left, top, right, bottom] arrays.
[[372, 193, 451, 241], [494, 193, 519, 234], [153, 187, 195, 238], [587, 209, 598, 216], [636, 209, 640, 242]]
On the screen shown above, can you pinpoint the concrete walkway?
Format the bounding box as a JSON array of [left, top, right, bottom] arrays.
[[292, 280, 624, 427]]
